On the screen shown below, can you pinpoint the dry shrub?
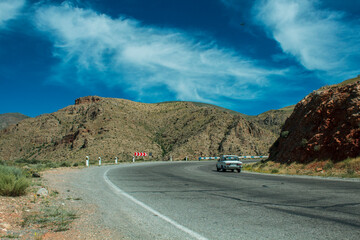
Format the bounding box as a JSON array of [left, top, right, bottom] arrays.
[[244, 158, 360, 178], [0, 165, 30, 196]]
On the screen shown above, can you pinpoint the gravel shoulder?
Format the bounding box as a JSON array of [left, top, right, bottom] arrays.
[[40, 164, 183, 240], [1, 166, 123, 239], [1, 164, 207, 240], [40, 166, 124, 240]]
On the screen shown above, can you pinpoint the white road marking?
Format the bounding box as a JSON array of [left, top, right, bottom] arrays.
[[104, 168, 208, 240]]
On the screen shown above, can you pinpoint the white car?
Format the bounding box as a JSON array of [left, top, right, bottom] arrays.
[[216, 155, 242, 173]]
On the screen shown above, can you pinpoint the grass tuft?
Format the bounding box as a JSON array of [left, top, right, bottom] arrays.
[[22, 205, 77, 232]]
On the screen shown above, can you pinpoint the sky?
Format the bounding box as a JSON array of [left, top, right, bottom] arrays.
[[0, 0, 359, 117]]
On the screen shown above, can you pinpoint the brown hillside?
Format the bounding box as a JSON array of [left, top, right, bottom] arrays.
[[269, 77, 360, 164], [247, 105, 294, 135], [0, 113, 29, 130], [0, 96, 287, 162]]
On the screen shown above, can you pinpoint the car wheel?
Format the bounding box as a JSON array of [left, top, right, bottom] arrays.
[[216, 166, 220, 172], [222, 166, 226, 172], [231, 169, 234, 172], [237, 169, 241, 173]]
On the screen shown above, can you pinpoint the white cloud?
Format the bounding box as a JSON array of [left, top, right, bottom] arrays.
[[253, 0, 360, 80], [0, 0, 25, 27], [34, 1, 286, 105]]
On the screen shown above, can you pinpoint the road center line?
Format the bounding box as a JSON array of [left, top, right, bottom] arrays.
[[104, 168, 208, 240]]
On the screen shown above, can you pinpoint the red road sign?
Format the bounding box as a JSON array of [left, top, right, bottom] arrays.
[[134, 152, 147, 156]]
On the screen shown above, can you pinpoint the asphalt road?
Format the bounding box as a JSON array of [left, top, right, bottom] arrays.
[[72, 161, 360, 239]]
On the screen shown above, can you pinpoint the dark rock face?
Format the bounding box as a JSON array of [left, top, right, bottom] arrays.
[[269, 81, 360, 164]]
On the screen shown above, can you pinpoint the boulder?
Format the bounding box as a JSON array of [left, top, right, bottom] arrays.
[[36, 188, 49, 197], [32, 172, 41, 178]]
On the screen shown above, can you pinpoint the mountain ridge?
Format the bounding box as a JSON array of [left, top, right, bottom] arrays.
[[0, 97, 293, 162]]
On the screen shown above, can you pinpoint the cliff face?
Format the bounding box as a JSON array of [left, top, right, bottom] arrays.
[[0, 97, 284, 162], [269, 79, 360, 164]]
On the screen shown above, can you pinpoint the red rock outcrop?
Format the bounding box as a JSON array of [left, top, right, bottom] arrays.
[[269, 79, 360, 164], [75, 96, 101, 105]]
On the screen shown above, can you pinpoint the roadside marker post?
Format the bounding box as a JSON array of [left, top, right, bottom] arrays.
[[86, 156, 89, 167], [133, 156, 135, 163], [115, 157, 118, 164], [99, 157, 101, 166]]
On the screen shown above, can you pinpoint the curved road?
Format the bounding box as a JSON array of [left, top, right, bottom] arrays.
[[71, 161, 360, 239]]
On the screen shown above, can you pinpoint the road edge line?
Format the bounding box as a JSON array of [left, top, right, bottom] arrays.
[[103, 168, 208, 240]]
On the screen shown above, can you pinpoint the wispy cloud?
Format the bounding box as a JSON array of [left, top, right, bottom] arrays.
[[34, 1, 286, 105], [0, 0, 25, 27], [253, 0, 360, 80]]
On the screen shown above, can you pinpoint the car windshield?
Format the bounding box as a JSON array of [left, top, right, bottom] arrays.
[[224, 156, 239, 160]]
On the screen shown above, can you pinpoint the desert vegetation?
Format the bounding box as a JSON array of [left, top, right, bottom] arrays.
[[22, 203, 77, 232], [0, 164, 30, 196]]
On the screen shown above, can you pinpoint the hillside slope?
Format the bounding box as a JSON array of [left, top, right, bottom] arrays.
[[269, 76, 360, 163], [246, 105, 295, 135], [0, 96, 291, 162], [0, 113, 29, 130]]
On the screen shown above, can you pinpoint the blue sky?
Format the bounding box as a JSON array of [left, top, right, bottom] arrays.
[[0, 0, 359, 117]]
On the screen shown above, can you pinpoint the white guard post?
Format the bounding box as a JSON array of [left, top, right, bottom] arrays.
[[86, 156, 89, 167], [133, 156, 135, 163], [186, 156, 188, 161], [115, 157, 118, 164], [99, 157, 101, 166]]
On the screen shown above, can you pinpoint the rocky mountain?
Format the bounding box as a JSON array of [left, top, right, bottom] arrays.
[[0, 113, 29, 130], [246, 105, 295, 135], [269, 76, 360, 164], [0, 96, 292, 162]]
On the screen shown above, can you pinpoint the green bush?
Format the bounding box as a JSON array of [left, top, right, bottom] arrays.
[[280, 131, 289, 138], [314, 145, 321, 152], [324, 161, 334, 170], [44, 161, 61, 169], [60, 162, 71, 167], [347, 168, 355, 175], [300, 138, 308, 147], [15, 159, 41, 165], [0, 165, 30, 196]]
